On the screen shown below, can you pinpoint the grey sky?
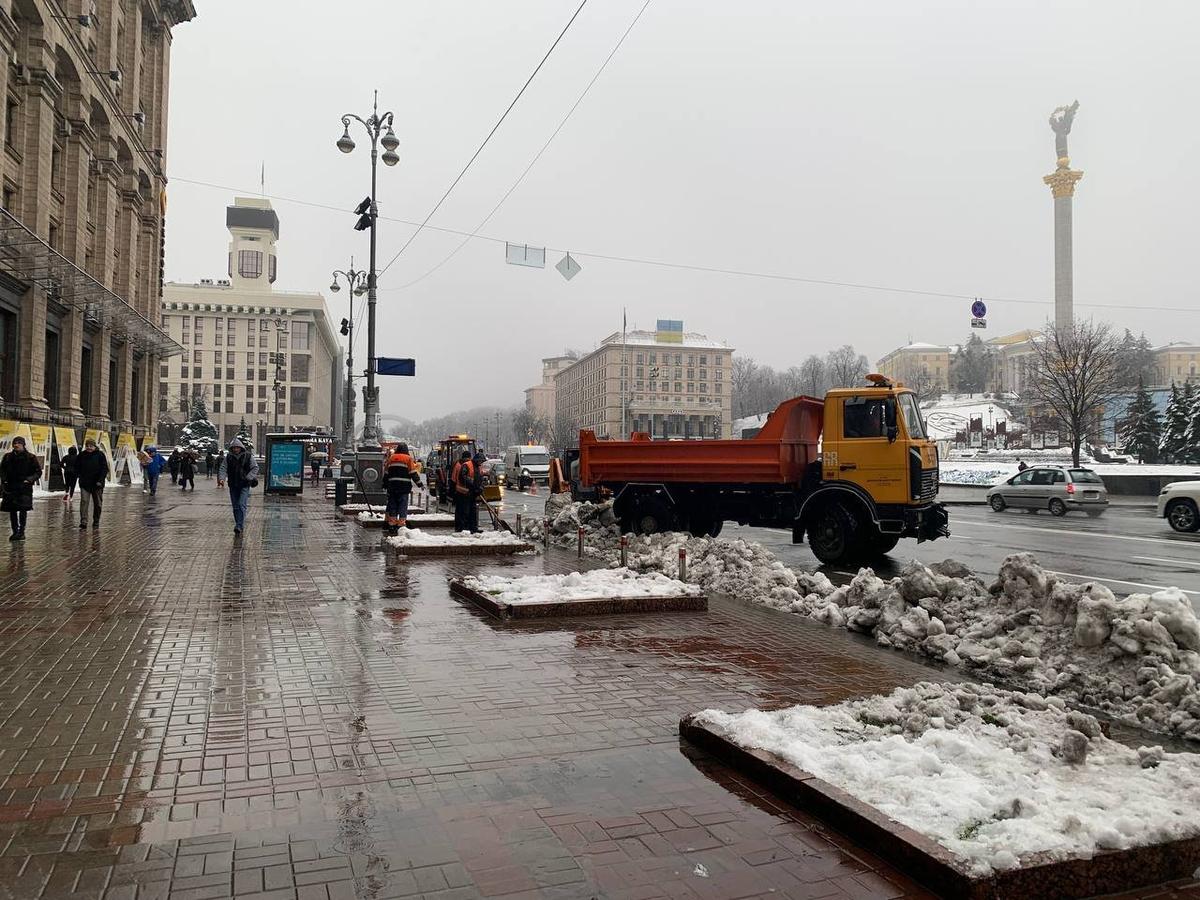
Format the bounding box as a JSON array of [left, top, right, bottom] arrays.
[[165, 1, 1200, 421]]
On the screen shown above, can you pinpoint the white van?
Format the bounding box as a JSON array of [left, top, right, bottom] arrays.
[[504, 445, 550, 489]]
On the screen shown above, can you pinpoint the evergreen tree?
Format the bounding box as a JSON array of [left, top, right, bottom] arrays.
[[236, 417, 253, 451], [1160, 383, 1190, 463], [1120, 377, 1161, 464], [179, 394, 219, 454], [1184, 382, 1200, 465]]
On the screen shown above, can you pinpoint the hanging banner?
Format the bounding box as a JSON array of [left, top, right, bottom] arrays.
[[114, 433, 142, 485]]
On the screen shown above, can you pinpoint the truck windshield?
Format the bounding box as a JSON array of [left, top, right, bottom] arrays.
[[521, 453, 549, 466], [898, 394, 927, 440]]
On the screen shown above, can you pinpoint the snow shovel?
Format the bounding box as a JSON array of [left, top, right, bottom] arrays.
[[479, 495, 514, 534]]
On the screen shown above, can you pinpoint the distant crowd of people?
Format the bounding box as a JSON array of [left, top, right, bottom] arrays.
[[2, 437, 260, 540]]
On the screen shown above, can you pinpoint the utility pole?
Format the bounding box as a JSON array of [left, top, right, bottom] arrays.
[[330, 263, 368, 455]]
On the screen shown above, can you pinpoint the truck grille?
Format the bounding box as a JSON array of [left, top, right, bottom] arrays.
[[920, 467, 939, 502]]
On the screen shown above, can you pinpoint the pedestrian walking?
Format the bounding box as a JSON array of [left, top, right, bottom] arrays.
[[309, 453, 321, 483], [178, 451, 196, 491], [218, 438, 259, 534], [383, 443, 421, 536], [167, 449, 181, 484], [62, 446, 79, 501], [452, 450, 476, 533], [76, 438, 108, 529], [142, 445, 166, 496], [1, 436, 42, 541], [204, 451, 214, 479], [1017, 458, 1029, 472], [469, 451, 487, 533]]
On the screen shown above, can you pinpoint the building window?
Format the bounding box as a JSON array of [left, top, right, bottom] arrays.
[[181, 394, 189, 412], [290, 322, 310, 351], [215, 333, 223, 346], [269, 254, 277, 283], [246, 402, 253, 414], [290, 387, 309, 415], [4, 97, 17, 148], [291, 354, 309, 382], [159, 364, 168, 378], [238, 250, 263, 278], [258, 401, 267, 414], [213, 368, 220, 380], [259, 334, 267, 348]]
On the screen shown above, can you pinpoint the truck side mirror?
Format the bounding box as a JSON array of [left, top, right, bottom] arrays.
[[885, 398, 898, 443]]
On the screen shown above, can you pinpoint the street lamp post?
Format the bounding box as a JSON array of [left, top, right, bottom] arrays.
[[329, 263, 369, 456], [336, 91, 400, 450]]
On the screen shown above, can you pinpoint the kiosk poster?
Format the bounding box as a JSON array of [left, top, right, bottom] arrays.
[[53, 427, 78, 455], [268, 442, 304, 490], [0, 420, 31, 458], [114, 433, 142, 485], [26, 425, 51, 487]]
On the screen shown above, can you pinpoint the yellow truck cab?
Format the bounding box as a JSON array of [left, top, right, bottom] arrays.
[[798, 375, 947, 561]]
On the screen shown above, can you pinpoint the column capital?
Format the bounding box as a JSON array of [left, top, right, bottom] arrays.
[[1043, 159, 1083, 199]]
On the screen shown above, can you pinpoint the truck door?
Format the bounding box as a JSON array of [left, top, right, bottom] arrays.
[[823, 395, 907, 504]]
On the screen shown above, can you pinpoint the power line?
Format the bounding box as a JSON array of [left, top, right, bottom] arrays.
[[168, 173, 1200, 315], [376, 0, 589, 279], [394, 0, 653, 291]]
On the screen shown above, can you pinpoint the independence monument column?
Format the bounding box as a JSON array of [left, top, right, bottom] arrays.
[[1043, 101, 1083, 329]]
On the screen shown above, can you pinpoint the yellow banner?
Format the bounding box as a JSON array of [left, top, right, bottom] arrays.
[[0, 419, 19, 451], [53, 427, 78, 452], [115, 433, 137, 451]]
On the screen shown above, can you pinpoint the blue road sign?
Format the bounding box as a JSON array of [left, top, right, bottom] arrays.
[[971, 300, 987, 318], [376, 358, 416, 376]]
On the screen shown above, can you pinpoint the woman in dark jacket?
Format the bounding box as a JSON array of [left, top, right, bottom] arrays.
[[62, 446, 79, 500], [178, 451, 196, 491], [1, 436, 43, 541]]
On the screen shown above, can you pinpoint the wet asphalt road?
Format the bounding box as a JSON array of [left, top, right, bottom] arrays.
[[499, 489, 1200, 606]]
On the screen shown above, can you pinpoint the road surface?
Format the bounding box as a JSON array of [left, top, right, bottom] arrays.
[[499, 490, 1200, 606]]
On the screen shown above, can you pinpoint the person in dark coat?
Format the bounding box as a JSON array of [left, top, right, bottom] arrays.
[[452, 450, 475, 532], [1, 436, 42, 541], [218, 438, 259, 534], [76, 438, 108, 528], [178, 451, 196, 491], [167, 449, 181, 484], [204, 451, 214, 478], [62, 446, 79, 500]]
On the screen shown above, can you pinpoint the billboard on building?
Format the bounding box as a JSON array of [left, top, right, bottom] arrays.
[[656, 319, 683, 343]]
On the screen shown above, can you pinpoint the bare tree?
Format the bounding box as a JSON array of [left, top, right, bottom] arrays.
[[1027, 320, 1129, 466], [894, 359, 943, 404], [825, 345, 869, 388], [731, 356, 762, 418], [798, 354, 828, 396]]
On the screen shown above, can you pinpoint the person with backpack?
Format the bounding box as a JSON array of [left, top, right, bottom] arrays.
[[1, 436, 42, 541], [218, 438, 259, 534], [76, 437, 108, 529], [142, 445, 166, 496]]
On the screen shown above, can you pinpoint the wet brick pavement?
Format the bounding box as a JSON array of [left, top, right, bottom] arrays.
[[0, 483, 1196, 900]]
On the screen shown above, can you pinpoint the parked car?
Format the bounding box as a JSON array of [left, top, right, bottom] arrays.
[[1157, 481, 1200, 533], [481, 458, 506, 486], [986, 466, 1108, 517]]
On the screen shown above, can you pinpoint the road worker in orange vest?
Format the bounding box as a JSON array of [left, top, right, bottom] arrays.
[[452, 450, 477, 533], [383, 442, 422, 536]]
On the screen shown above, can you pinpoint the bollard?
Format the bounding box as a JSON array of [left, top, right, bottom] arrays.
[[619, 534, 628, 567], [678, 547, 687, 581], [577, 526, 585, 558], [516, 513, 522, 537], [544, 517, 550, 549]]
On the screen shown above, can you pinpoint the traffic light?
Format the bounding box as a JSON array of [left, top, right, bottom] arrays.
[[340, 318, 349, 336], [353, 196, 372, 232]]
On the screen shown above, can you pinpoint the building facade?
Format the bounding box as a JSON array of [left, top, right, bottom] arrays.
[[554, 324, 734, 440], [523, 355, 571, 421], [875, 343, 951, 392], [0, 0, 195, 439], [160, 198, 342, 447], [1153, 343, 1200, 387]]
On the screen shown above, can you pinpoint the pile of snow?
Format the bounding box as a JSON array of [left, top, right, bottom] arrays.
[[782, 554, 1200, 741], [406, 512, 456, 525], [462, 568, 701, 605], [696, 681, 1200, 875], [356, 511, 384, 523], [940, 465, 1010, 486], [385, 528, 530, 549], [340, 503, 379, 513]]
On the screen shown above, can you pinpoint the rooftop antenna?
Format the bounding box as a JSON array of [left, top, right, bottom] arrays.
[[260, 160, 265, 196]]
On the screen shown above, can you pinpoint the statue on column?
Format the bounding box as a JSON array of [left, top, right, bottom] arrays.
[[1048, 100, 1080, 161]]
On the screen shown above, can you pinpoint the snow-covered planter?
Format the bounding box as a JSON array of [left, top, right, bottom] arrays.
[[451, 568, 706, 619], [385, 528, 533, 556], [685, 682, 1200, 896], [405, 512, 455, 528]]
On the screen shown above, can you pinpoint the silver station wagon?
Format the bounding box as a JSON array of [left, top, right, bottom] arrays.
[[986, 466, 1109, 517]]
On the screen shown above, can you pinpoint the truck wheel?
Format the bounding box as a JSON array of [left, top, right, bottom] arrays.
[[688, 512, 723, 538], [631, 497, 675, 535], [866, 533, 901, 557], [808, 503, 860, 566]]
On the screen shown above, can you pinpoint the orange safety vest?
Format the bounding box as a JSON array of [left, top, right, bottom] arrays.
[[454, 460, 475, 495], [385, 452, 414, 482]]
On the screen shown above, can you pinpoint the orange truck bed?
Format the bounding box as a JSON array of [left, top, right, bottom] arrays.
[[579, 396, 824, 486]]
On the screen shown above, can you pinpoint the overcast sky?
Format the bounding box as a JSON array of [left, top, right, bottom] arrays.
[[164, 0, 1200, 421]]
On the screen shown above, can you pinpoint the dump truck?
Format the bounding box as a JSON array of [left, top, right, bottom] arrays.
[[573, 375, 949, 565]]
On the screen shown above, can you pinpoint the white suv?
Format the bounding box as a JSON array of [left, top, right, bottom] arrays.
[[1157, 481, 1200, 533]]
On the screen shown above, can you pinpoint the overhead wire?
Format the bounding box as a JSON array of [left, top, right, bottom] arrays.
[[390, 0, 653, 291], [375, 0, 589, 279]]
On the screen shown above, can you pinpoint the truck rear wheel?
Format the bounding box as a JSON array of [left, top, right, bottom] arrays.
[[687, 512, 723, 538], [626, 496, 676, 535], [807, 503, 860, 566]]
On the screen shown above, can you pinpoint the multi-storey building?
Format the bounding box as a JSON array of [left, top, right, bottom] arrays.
[[1153, 343, 1200, 387], [875, 343, 951, 392], [554, 321, 734, 441], [523, 355, 572, 422], [0, 1, 195, 439], [159, 198, 342, 447]]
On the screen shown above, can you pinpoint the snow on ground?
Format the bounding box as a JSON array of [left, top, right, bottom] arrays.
[[461, 568, 701, 605], [406, 513, 455, 525], [385, 528, 531, 548], [530, 499, 1200, 742], [356, 511, 384, 523], [940, 456, 1200, 486], [340, 503, 380, 513], [940, 464, 1011, 486], [696, 681, 1200, 875]]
